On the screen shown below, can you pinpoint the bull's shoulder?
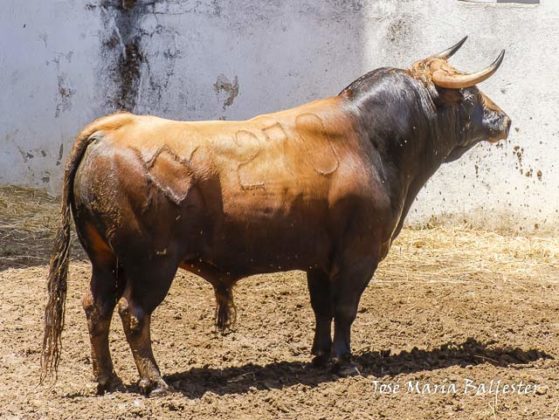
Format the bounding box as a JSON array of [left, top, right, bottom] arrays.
[[329, 146, 393, 210]]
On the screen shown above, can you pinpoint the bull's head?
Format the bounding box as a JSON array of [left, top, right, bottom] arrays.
[[410, 37, 512, 162]]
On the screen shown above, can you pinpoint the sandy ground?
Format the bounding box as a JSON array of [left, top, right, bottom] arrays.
[[1, 187, 558, 419]]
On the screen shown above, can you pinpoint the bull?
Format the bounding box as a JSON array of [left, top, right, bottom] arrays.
[[41, 37, 511, 395]]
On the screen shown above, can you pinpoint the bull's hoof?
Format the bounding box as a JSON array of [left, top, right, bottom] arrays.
[[331, 358, 361, 377], [138, 378, 170, 397], [96, 373, 123, 395], [311, 353, 331, 368]]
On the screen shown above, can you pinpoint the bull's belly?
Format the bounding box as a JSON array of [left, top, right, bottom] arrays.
[[188, 216, 333, 276]]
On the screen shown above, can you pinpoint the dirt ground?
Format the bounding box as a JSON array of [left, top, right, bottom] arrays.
[[1, 186, 558, 419]]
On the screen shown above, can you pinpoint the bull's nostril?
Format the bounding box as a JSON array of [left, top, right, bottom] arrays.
[[503, 116, 511, 135]]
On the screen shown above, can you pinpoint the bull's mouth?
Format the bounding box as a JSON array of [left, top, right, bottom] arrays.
[[488, 128, 510, 144], [488, 134, 508, 144], [488, 117, 511, 143]]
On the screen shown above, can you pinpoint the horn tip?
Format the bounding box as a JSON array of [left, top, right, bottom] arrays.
[[454, 35, 468, 51], [454, 36, 469, 49], [434, 35, 469, 60], [494, 50, 506, 67]]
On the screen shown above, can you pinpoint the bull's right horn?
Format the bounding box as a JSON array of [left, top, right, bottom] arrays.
[[432, 50, 505, 89]]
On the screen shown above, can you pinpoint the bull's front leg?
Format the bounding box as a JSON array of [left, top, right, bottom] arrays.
[[330, 259, 377, 376]]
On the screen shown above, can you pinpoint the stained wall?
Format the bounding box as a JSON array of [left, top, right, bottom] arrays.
[[1, 0, 557, 229]]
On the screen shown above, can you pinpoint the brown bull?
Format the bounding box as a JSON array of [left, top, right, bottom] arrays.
[[41, 37, 511, 395]]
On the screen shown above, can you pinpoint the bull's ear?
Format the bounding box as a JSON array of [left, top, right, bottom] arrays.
[[434, 88, 463, 107]]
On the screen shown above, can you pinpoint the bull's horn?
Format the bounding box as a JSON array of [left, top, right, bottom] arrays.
[[432, 50, 505, 89], [432, 36, 468, 60]]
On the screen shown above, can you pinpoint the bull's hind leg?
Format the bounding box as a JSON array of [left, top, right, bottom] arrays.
[[306, 269, 333, 367], [183, 262, 238, 331], [82, 261, 124, 394], [118, 260, 178, 396], [214, 284, 236, 331]]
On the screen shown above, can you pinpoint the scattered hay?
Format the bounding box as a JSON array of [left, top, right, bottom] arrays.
[[379, 224, 559, 286], [409, 208, 559, 235], [0, 185, 59, 231], [0, 186, 81, 269], [1, 185, 558, 286]]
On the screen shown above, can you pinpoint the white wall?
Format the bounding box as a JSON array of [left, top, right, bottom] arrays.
[[1, 0, 557, 230]]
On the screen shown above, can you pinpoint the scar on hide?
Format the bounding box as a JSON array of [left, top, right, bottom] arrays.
[[262, 121, 288, 142], [141, 143, 200, 170], [133, 144, 199, 205], [295, 113, 339, 176], [234, 130, 265, 190], [262, 121, 295, 176]]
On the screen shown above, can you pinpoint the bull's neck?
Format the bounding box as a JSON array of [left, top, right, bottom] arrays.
[[359, 111, 454, 187], [344, 87, 462, 230], [392, 113, 459, 198]]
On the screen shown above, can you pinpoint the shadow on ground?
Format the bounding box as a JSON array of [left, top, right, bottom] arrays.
[[116, 338, 551, 398]]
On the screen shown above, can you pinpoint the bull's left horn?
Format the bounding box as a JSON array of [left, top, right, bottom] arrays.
[[432, 36, 468, 60], [432, 50, 505, 89]]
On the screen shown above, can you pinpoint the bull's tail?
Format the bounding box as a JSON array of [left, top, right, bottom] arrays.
[[40, 112, 133, 384], [40, 130, 93, 383], [214, 285, 236, 332]]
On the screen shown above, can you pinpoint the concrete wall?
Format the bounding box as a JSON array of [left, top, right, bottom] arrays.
[[1, 0, 557, 230]]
